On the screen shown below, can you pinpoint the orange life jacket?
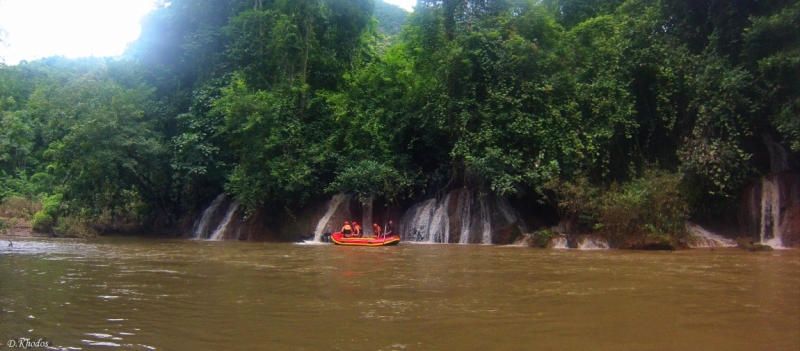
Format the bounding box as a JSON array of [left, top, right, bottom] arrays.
[[342, 224, 352, 234]]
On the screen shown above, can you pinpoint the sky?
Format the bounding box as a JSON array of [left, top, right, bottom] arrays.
[[0, 0, 415, 66], [384, 0, 415, 12], [0, 0, 159, 65]]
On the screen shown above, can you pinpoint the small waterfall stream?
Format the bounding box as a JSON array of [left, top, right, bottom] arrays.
[[550, 236, 568, 249], [401, 199, 438, 242], [740, 173, 796, 249], [548, 235, 609, 250], [686, 222, 736, 248], [428, 192, 452, 243], [313, 194, 350, 242], [740, 137, 799, 248], [193, 194, 226, 239], [192, 194, 242, 240], [764, 136, 793, 173], [480, 197, 492, 244], [759, 178, 783, 248], [457, 190, 472, 244], [578, 237, 610, 250], [210, 201, 239, 241]]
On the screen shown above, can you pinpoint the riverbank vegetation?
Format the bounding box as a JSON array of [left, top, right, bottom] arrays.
[[0, 0, 797, 243]]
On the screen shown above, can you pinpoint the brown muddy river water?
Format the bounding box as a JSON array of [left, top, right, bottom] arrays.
[[0, 238, 798, 351]]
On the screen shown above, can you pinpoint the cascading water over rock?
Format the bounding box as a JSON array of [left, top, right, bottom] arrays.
[[193, 194, 225, 239], [550, 236, 568, 249], [578, 236, 610, 250], [192, 194, 242, 240], [760, 178, 784, 247], [210, 201, 239, 241], [740, 172, 800, 248], [399, 188, 525, 244], [313, 193, 351, 242], [546, 235, 608, 249], [737, 138, 800, 248], [686, 222, 736, 248]]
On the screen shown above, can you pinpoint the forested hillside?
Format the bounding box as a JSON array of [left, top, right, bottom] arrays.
[[0, 0, 797, 240]]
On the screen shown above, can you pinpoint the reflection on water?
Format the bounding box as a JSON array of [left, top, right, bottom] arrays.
[[1, 238, 798, 350]]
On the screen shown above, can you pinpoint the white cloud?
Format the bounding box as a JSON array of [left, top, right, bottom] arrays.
[[383, 0, 415, 12], [0, 0, 156, 65], [0, 0, 414, 65]]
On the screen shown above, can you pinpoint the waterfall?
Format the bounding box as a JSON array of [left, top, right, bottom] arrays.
[[210, 201, 239, 241], [578, 237, 609, 250], [547, 235, 608, 249], [400, 198, 438, 242], [686, 222, 736, 248], [760, 178, 783, 248], [427, 192, 451, 243], [550, 236, 568, 249], [764, 136, 792, 173], [313, 193, 350, 242], [399, 188, 523, 244], [497, 196, 525, 232], [193, 194, 226, 239], [739, 170, 799, 248], [479, 196, 492, 244], [457, 190, 472, 244]]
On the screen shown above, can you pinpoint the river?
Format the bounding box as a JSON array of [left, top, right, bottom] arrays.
[[1, 238, 798, 350]]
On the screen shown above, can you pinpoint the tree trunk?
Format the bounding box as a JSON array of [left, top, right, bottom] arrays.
[[299, 14, 312, 122], [362, 196, 374, 237]]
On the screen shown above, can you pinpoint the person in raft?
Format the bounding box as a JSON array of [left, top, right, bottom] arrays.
[[342, 221, 353, 237], [373, 223, 382, 238], [352, 222, 362, 238], [385, 220, 395, 236]]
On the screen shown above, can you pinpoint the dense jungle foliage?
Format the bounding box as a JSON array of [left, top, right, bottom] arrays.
[[0, 0, 797, 240]]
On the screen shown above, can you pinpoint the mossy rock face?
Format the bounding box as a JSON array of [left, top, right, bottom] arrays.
[[736, 237, 773, 251]]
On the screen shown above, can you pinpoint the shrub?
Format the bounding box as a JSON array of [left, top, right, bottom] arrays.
[[32, 194, 62, 233], [53, 216, 98, 238], [548, 169, 689, 248], [545, 175, 598, 234], [32, 211, 54, 233], [595, 170, 688, 247], [531, 228, 556, 248], [0, 196, 43, 220]]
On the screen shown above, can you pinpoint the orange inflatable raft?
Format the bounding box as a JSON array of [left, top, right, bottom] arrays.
[[330, 232, 400, 246]]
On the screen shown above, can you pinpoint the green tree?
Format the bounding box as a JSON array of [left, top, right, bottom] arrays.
[[29, 71, 168, 220], [745, 2, 800, 151]]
